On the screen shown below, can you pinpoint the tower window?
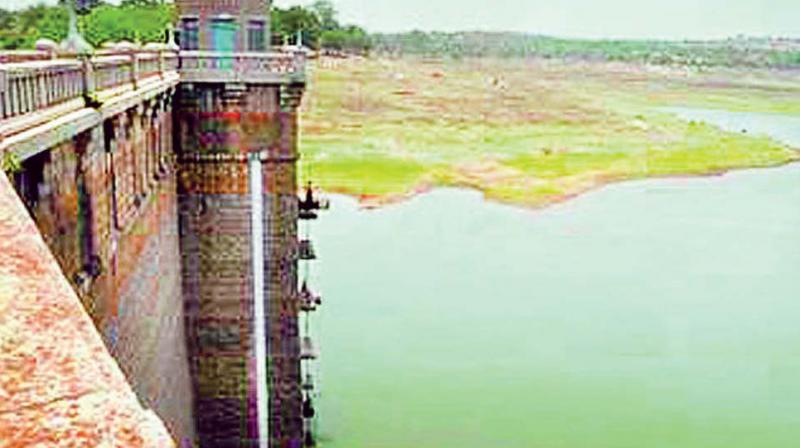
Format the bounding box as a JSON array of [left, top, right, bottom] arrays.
[[211, 18, 238, 53], [181, 18, 199, 51], [247, 20, 266, 52]]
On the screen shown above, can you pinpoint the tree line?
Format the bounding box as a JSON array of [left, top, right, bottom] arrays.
[[272, 0, 371, 54], [0, 0, 173, 50], [370, 31, 800, 69], [0, 1, 796, 68], [0, 0, 372, 54]]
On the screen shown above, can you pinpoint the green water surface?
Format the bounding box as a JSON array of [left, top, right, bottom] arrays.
[[308, 110, 800, 447]]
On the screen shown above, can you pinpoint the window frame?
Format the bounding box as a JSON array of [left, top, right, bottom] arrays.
[[247, 20, 267, 52], [180, 17, 200, 51]]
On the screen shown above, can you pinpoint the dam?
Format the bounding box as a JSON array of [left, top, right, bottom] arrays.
[[0, 0, 319, 446]]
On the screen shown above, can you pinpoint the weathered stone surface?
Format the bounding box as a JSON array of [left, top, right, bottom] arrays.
[[0, 172, 174, 448], [9, 94, 197, 445], [177, 83, 303, 447]]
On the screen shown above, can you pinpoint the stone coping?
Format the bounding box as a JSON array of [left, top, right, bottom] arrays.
[[0, 173, 175, 447]]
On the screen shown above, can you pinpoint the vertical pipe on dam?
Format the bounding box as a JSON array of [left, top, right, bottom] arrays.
[[249, 152, 269, 448]]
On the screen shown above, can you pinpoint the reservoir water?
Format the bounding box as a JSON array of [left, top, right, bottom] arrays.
[[310, 110, 800, 447]]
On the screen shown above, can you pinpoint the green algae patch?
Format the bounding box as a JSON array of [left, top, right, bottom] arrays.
[[302, 154, 430, 198], [300, 57, 800, 207]]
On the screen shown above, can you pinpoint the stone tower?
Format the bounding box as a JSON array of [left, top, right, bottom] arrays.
[[176, 0, 271, 53], [175, 0, 306, 446]]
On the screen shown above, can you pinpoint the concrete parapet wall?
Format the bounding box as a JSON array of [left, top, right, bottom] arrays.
[[5, 84, 196, 445], [0, 171, 175, 448]]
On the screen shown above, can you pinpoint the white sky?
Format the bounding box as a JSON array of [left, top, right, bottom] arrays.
[[275, 0, 800, 39], [2, 0, 798, 39]]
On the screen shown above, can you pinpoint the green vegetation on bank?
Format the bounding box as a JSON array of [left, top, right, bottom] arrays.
[[300, 57, 800, 207]]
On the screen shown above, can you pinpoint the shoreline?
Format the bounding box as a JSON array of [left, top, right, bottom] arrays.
[[300, 57, 800, 212], [316, 154, 800, 211]]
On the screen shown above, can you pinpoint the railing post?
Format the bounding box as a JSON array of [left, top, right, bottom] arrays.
[[22, 76, 31, 114], [0, 67, 7, 119], [81, 56, 96, 98], [131, 52, 139, 89], [9, 75, 17, 116], [35, 71, 45, 109], [158, 50, 166, 78]]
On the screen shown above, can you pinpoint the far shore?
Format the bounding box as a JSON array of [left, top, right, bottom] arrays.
[[298, 56, 800, 209]]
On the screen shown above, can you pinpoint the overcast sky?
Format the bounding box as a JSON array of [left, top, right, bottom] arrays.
[[2, 0, 798, 39], [285, 0, 799, 39]]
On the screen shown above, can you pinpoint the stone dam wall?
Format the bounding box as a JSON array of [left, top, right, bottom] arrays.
[[0, 47, 307, 447]]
